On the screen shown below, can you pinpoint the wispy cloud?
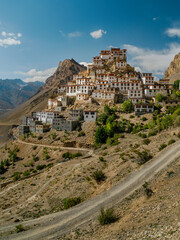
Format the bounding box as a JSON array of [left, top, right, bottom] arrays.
[[79, 62, 91, 67], [59, 30, 82, 38], [16, 67, 57, 82], [90, 29, 107, 39], [165, 28, 180, 38], [68, 31, 82, 38], [59, 30, 66, 37], [0, 31, 22, 47], [124, 43, 180, 75]]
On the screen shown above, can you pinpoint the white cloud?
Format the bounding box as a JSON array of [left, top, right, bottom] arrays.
[[59, 30, 65, 37], [90, 29, 107, 39], [108, 45, 118, 49], [68, 31, 82, 38], [0, 31, 22, 47], [153, 17, 158, 21], [79, 62, 91, 67], [16, 67, 57, 82], [0, 38, 21, 47], [165, 28, 180, 38], [124, 43, 180, 75], [17, 33, 22, 37]]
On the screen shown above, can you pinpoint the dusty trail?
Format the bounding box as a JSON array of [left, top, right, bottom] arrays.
[[0, 141, 180, 240]]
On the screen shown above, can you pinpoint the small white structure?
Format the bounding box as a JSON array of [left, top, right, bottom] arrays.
[[116, 61, 127, 69], [76, 93, 89, 101], [134, 103, 154, 114], [48, 99, 58, 109], [83, 110, 97, 122], [92, 89, 117, 102], [128, 89, 143, 98], [93, 56, 103, 66], [35, 111, 60, 124], [100, 50, 111, 60], [141, 73, 154, 85]]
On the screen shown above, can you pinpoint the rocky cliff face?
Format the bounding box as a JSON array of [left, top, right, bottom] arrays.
[[164, 52, 180, 82], [43, 58, 86, 90], [0, 59, 86, 123]]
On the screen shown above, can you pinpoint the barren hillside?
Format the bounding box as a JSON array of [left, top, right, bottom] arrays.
[[0, 59, 86, 124]]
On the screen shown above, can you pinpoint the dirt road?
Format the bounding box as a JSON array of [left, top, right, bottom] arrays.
[[0, 141, 180, 240]]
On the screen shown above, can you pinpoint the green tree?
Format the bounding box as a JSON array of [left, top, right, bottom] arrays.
[[155, 93, 163, 103], [121, 100, 134, 113], [95, 126, 107, 144], [97, 113, 108, 124], [173, 80, 180, 90]]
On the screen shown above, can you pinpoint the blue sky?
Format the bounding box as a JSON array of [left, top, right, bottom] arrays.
[[1, 0, 180, 82]]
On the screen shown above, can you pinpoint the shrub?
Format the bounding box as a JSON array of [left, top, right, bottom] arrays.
[[13, 172, 21, 181], [0, 161, 5, 174], [98, 208, 116, 225], [92, 170, 106, 183], [95, 126, 107, 144], [167, 171, 175, 177], [51, 133, 57, 140], [62, 152, 72, 159], [72, 153, 82, 158], [38, 135, 43, 140], [159, 143, 167, 151], [119, 134, 125, 138], [129, 115, 134, 119], [121, 99, 134, 113], [62, 152, 82, 159], [143, 138, 151, 145], [137, 150, 152, 165], [148, 130, 157, 137], [78, 131, 85, 137], [168, 139, 176, 145], [29, 160, 34, 167], [33, 156, 39, 162], [15, 224, 25, 233], [36, 164, 46, 171], [23, 170, 30, 177], [143, 182, 153, 197], [32, 146, 37, 150], [62, 197, 82, 209], [138, 133, 147, 138], [99, 157, 105, 162], [141, 117, 147, 121]]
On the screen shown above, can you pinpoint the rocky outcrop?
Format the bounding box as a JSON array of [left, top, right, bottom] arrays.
[[43, 59, 86, 90], [164, 52, 180, 82], [0, 59, 86, 124]]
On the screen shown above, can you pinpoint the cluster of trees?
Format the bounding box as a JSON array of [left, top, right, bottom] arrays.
[[95, 103, 180, 145], [95, 105, 134, 145], [0, 146, 20, 174]]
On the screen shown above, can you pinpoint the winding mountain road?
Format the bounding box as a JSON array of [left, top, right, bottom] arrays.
[[0, 141, 180, 240]]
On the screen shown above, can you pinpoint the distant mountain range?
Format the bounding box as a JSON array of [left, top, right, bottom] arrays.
[[0, 79, 44, 110]]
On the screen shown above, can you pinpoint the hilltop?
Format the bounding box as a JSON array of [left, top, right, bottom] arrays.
[[164, 52, 180, 83], [0, 59, 86, 124]]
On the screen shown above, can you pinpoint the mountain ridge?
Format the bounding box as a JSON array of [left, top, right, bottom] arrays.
[[0, 79, 44, 110], [0, 59, 86, 123], [164, 52, 180, 82]]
